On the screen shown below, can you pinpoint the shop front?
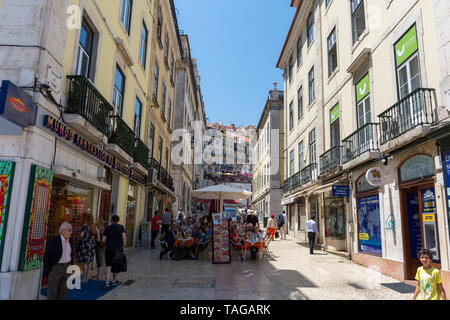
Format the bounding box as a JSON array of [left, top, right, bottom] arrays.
[[324, 193, 346, 251], [398, 154, 441, 279]]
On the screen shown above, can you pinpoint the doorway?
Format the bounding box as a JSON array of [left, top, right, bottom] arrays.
[[401, 184, 441, 279]]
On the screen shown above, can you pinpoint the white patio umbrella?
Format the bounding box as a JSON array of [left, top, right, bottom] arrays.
[[192, 184, 252, 213]]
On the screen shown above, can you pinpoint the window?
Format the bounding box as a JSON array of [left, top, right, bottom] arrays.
[[149, 124, 155, 158], [328, 28, 338, 76], [309, 129, 316, 164], [139, 22, 148, 68], [330, 105, 340, 148], [170, 53, 174, 83], [288, 55, 294, 83], [161, 82, 166, 118], [164, 32, 169, 65], [326, 0, 332, 8], [76, 19, 94, 79], [113, 66, 125, 116], [157, 7, 163, 44], [165, 146, 169, 170], [297, 35, 302, 66], [308, 67, 315, 105], [134, 97, 142, 135], [289, 150, 295, 177], [397, 54, 421, 99], [297, 86, 303, 119], [307, 12, 314, 47], [158, 137, 163, 164], [120, 0, 133, 35], [153, 62, 159, 98], [298, 141, 304, 170], [167, 98, 172, 128], [289, 101, 294, 131], [351, 0, 366, 44]]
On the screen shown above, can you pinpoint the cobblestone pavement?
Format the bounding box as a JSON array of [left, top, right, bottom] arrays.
[[97, 234, 415, 300]]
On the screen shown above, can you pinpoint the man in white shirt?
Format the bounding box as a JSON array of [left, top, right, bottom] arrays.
[[306, 215, 319, 254]]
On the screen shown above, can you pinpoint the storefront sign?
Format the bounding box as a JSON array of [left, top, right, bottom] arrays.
[[366, 167, 384, 186], [0, 161, 15, 266], [332, 185, 349, 197], [423, 214, 435, 222], [0, 80, 37, 128], [330, 104, 340, 123], [400, 154, 433, 183], [395, 25, 418, 67], [43, 115, 146, 184], [444, 150, 450, 236], [19, 165, 54, 271], [357, 195, 382, 256], [406, 192, 421, 260], [212, 212, 231, 264], [356, 73, 370, 103]]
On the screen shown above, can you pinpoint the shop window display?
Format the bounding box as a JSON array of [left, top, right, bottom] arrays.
[[126, 183, 137, 247], [47, 179, 93, 260], [324, 197, 345, 239]]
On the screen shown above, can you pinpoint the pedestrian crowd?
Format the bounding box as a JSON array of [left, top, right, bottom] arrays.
[[43, 213, 127, 299]]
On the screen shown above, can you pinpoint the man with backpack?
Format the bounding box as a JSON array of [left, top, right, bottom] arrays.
[[277, 211, 287, 240]]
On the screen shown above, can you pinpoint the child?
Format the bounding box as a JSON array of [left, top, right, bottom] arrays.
[[413, 248, 447, 300]]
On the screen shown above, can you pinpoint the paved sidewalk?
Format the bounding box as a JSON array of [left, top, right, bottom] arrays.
[[95, 234, 415, 300]]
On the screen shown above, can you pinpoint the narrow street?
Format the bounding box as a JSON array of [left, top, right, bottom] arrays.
[[98, 235, 415, 300]]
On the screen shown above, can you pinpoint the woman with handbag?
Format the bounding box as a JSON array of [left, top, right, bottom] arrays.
[[102, 215, 126, 290], [77, 213, 97, 283]]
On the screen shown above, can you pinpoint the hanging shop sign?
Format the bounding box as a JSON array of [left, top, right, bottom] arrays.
[[357, 194, 382, 256], [356, 73, 370, 103], [42, 115, 146, 184], [366, 167, 384, 186], [395, 24, 418, 67], [332, 185, 349, 198], [212, 212, 231, 264], [19, 165, 54, 271], [400, 154, 433, 183], [0, 161, 15, 266], [0, 80, 37, 128]]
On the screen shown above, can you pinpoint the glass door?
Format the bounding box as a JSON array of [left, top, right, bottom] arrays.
[[357, 96, 372, 153], [419, 187, 440, 262]]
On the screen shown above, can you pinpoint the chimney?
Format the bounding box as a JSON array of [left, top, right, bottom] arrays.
[[273, 81, 278, 90]]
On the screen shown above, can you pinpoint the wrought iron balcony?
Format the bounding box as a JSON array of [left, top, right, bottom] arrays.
[[148, 158, 174, 191], [291, 171, 302, 190], [320, 146, 342, 175], [283, 177, 291, 193], [108, 116, 136, 157], [134, 138, 149, 169], [66, 75, 114, 136], [342, 123, 379, 163], [301, 163, 318, 185], [378, 88, 436, 145]]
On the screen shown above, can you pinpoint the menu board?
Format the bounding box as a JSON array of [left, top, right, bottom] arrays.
[[212, 212, 231, 264]]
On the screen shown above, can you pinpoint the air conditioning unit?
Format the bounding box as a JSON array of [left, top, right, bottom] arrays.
[[147, 168, 158, 185], [97, 167, 106, 180]]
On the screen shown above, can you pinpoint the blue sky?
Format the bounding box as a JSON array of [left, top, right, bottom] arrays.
[[175, 0, 295, 127]]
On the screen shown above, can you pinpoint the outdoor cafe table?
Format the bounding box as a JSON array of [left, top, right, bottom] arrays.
[[174, 237, 194, 248]]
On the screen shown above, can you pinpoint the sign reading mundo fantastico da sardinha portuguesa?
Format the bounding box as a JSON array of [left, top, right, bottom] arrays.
[[0, 161, 15, 267], [18, 165, 54, 271]]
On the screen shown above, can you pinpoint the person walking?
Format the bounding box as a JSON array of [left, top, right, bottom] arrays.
[[266, 214, 276, 240], [43, 222, 74, 300], [93, 218, 106, 280], [102, 215, 126, 290], [160, 224, 178, 260], [413, 248, 447, 300], [161, 208, 172, 240], [151, 211, 160, 249], [77, 213, 98, 283], [279, 210, 287, 240], [306, 215, 319, 254]]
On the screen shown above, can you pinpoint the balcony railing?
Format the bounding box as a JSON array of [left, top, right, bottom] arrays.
[[301, 163, 318, 185], [283, 177, 291, 193], [320, 146, 342, 175], [134, 138, 149, 169], [378, 88, 436, 145], [66, 75, 114, 136], [342, 123, 379, 163], [148, 158, 174, 191], [109, 116, 136, 157], [291, 171, 301, 190]]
